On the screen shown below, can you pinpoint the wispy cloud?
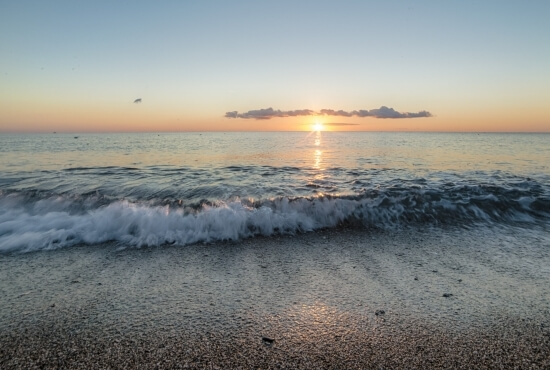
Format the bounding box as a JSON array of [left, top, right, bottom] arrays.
[[225, 108, 314, 120], [226, 106, 432, 120], [323, 122, 361, 127]]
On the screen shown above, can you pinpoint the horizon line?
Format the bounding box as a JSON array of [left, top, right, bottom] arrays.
[[1, 130, 549, 134]]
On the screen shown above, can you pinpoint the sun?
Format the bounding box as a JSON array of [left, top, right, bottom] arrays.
[[313, 121, 324, 131]]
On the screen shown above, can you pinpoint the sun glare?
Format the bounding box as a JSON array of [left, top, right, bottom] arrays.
[[313, 121, 324, 131]]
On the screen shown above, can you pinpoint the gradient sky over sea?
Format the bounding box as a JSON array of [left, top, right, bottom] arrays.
[[1, 0, 549, 133]]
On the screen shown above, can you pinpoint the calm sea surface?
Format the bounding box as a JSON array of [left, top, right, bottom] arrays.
[[1, 132, 549, 252]]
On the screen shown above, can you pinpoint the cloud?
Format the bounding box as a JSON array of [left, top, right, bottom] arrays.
[[226, 106, 432, 119], [323, 122, 360, 126], [364, 106, 432, 119], [319, 109, 353, 117], [224, 107, 314, 120]]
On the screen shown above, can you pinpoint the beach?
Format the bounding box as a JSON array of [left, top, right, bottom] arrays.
[[1, 226, 549, 369], [3, 0, 550, 365]]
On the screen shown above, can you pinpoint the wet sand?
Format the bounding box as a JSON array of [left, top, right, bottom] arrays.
[[1, 226, 549, 369]]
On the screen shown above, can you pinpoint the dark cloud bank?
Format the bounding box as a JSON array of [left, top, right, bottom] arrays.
[[225, 106, 432, 120]]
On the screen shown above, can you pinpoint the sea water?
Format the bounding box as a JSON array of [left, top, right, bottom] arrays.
[[1, 131, 549, 252]]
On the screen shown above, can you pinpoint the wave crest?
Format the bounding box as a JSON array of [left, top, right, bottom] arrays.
[[1, 183, 548, 253]]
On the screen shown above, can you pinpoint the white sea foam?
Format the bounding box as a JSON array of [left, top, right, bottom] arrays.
[[0, 196, 354, 253], [0, 188, 547, 253]]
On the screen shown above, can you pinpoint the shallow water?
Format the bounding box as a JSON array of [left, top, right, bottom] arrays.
[[1, 226, 549, 336]]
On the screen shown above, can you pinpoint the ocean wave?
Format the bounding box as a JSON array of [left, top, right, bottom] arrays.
[[1, 183, 548, 253]]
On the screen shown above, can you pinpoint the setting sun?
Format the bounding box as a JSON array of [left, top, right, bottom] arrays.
[[313, 121, 324, 131]]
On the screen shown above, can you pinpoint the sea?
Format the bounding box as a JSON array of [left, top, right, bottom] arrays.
[[1, 131, 549, 253]]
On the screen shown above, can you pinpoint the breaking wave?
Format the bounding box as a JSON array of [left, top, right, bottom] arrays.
[[1, 181, 548, 253]]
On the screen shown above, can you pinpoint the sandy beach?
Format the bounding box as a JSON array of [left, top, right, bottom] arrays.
[[1, 226, 549, 369], [3, 0, 550, 366]]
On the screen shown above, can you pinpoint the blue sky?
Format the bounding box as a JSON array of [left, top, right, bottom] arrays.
[[1, 1, 549, 132]]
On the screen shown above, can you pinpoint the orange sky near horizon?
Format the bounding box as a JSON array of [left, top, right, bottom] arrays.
[[1, 100, 548, 133], [2, 117, 549, 134]]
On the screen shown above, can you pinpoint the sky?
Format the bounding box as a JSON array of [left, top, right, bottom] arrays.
[[1, 0, 549, 133]]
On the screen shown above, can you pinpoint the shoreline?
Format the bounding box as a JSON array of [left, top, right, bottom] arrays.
[[1, 226, 549, 368]]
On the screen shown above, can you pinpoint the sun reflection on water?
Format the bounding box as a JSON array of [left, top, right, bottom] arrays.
[[313, 131, 323, 170], [282, 302, 351, 339], [314, 149, 323, 170], [314, 130, 322, 146]]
